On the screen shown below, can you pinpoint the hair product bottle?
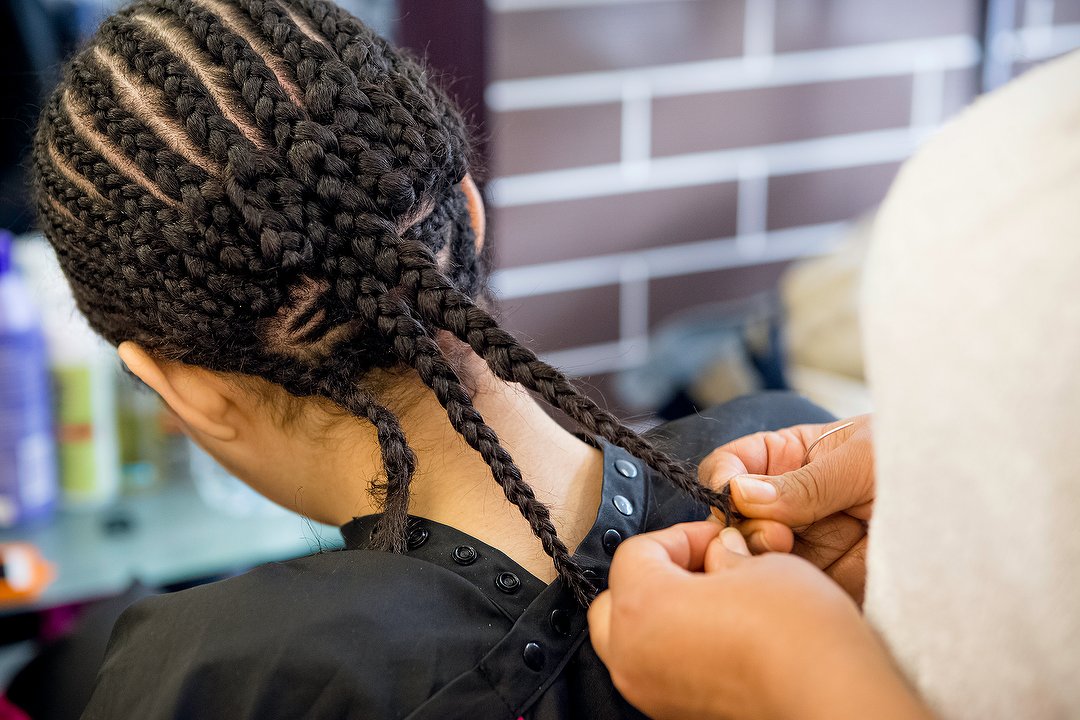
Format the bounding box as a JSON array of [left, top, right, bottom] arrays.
[[15, 239, 120, 509], [0, 231, 58, 526]]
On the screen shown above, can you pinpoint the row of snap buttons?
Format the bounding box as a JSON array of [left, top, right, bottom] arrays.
[[452, 545, 477, 565], [406, 534, 523, 597], [549, 608, 573, 636], [495, 571, 521, 594], [603, 460, 636, 556], [602, 528, 623, 555], [521, 608, 577, 673], [406, 527, 429, 550], [522, 641, 545, 671]]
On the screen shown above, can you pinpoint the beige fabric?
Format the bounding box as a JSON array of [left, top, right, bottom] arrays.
[[783, 214, 875, 381], [782, 217, 875, 417], [863, 51, 1080, 719]]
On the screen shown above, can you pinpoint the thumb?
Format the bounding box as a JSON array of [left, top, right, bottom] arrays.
[[587, 590, 613, 662], [704, 528, 751, 572], [730, 453, 871, 526]]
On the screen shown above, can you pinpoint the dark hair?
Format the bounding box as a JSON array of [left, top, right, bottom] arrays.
[[31, 0, 734, 604]]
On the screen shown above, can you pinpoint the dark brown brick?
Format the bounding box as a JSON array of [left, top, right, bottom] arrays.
[[540, 371, 642, 428], [941, 67, 979, 120], [652, 76, 912, 157], [648, 262, 790, 328], [498, 284, 619, 352], [572, 371, 639, 420], [491, 103, 622, 177], [773, 0, 979, 53], [492, 0, 745, 80], [766, 162, 900, 230], [492, 182, 738, 267], [1055, 0, 1080, 23]]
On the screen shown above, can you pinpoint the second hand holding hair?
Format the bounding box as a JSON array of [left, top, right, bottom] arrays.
[[588, 521, 933, 720]]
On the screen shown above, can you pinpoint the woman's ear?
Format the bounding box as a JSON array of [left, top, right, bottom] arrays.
[[118, 341, 238, 442], [462, 173, 486, 252]]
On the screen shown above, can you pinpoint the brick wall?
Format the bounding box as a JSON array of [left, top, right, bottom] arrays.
[[484, 0, 1080, 415]]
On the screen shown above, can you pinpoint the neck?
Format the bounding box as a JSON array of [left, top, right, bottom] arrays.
[[326, 355, 604, 582]]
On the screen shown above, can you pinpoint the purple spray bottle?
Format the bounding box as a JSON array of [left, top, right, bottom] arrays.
[[0, 231, 58, 526]]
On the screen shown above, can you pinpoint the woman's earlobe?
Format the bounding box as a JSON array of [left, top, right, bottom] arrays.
[[118, 341, 238, 442]]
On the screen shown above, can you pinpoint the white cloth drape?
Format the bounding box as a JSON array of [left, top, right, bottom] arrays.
[[863, 50, 1080, 719]]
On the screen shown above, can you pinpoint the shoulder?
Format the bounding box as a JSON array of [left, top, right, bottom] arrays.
[[113, 548, 492, 638], [636, 392, 833, 527], [85, 549, 510, 720], [645, 391, 834, 465]]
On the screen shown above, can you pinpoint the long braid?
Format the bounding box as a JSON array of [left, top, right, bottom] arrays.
[[367, 290, 594, 605], [32, 0, 737, 611], [254, 0, 733, 524], [222, 3, 599, 575], [270, 0, 737, 519], [325, 382, 415, 554], [394, 242, 738, 521]]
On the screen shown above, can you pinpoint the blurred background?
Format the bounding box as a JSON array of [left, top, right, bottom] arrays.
[[0, 0, 1077, 716], [479, 0, 1079, 421]]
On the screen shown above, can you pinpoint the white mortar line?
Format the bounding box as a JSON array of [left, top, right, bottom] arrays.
[[1024, 0, 1056, 29], [910, 65, 946, 131], [488, 35, 980, 111], [743, 0, 776, 59], [1011, 21, 1080, 60], [490, 127, 916, 207], [735, 156, 770, 256], [617, 258, 652, 365], [1019, 0, 1059, 61], [620, 77, 652, 180], [492, 222, 845, 299]]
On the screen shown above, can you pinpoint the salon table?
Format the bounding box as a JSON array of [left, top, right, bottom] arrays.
[[0, 478, 342, 615]]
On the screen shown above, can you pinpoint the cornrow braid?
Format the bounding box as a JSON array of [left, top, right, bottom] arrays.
[[31, 0, 736, 608]]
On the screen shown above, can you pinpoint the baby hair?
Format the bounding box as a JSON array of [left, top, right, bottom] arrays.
[[31, 0, 735, 604]]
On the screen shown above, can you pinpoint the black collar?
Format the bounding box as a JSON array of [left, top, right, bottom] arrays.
[[340, 439, 652, 615], [338, 440, 654, 717]]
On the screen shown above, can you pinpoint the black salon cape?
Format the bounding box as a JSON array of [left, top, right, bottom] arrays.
[[81, 393, 831, 720]]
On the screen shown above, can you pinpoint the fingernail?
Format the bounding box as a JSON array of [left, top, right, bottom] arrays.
[[720, 528, 750, 556], [733, 475, 778, 504], [750, 530, 774, 552]]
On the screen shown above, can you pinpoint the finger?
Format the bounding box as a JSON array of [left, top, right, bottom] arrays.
[[737, 519, 795, 554], [731, 437, 874, 526], [790, 514, 866, 569], [608, 522, 721, 591], [587, 590, 613, 662], [704, 528, 751, 572], [825, 535, 868, 606], [697, 424, 827, 491]]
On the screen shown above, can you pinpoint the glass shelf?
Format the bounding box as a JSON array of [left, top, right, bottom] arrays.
[[0, 480, 342, 614]]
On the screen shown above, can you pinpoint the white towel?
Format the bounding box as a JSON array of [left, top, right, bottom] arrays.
[[862, 51, 1080, 719]]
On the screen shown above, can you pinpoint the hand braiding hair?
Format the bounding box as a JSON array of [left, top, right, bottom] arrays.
[[32, 0, 736, 606]]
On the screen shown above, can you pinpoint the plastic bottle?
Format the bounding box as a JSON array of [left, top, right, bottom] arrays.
[[116, 371, 164, 494], [0, 231, 58, 527], [15, 239, 120, 509]]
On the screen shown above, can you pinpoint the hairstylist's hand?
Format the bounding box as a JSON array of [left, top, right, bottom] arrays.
[[588, 522, 932, 720], [698, 416, 874, 603]]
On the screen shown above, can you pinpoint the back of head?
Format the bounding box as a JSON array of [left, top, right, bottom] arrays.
[[32, 0, 731, 604], [34, 0, 481, 369]]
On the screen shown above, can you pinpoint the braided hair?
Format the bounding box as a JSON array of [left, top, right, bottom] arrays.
[[32, 0, 735, 605]]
